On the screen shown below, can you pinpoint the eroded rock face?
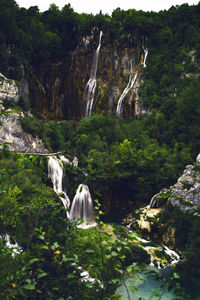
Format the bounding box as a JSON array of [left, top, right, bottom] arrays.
[[0, 112, 48, 153], [18, 78, 29, 100], [170, 163, 200, 210], [66, 31, 144, 119], [30, 31, 145, 120], [150, 154, 200, 211], [0, 73, 19, 109]]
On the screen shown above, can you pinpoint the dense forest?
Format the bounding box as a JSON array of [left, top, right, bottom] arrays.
[[1, 0, 200, 299]]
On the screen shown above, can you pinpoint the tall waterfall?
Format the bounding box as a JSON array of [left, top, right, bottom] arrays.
[[70, 184, 96, 229], [116, 38, 148, 116], [48, 156, 70, 211], [142, 37, 148, 68], [116, 67, 138, 116], [84, 31, 103, 117]]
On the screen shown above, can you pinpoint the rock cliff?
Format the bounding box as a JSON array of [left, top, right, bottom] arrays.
[[30, 30, 146, 120], [0, 112, 48, 153], [0, 73, 19, 109], [0, 73, 47, 153], [169, 157, 200, 210], [151, 154, 200, 211]]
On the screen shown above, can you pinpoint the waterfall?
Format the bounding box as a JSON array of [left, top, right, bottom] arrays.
[[143, 48, 148, 68], [48, 157, 95, 228], [84, 31, 103, 117], [116, 37, 147, 117], [70, 184, 96, 229], [163, 245, 180, 266], [136, 237, 180, 268], [48, 156, 70, 211], [142, 37, 148, 68], [116, 69, 138, 116], [1, 234, 21, 256], [146, 192, 160, 209]]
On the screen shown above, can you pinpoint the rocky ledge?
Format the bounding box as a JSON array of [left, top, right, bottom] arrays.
[[151, 154, 200, 211], [0, 112, 48, 154], [169, 156, 200, 210], [0, 73, 19, 109]]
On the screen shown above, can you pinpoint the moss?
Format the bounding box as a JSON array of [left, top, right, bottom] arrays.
[[121, 243, 151, 266]]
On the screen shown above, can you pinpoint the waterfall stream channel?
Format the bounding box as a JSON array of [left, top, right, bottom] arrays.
[[47, 154, 198, 299], [48, 155, 96, 228]]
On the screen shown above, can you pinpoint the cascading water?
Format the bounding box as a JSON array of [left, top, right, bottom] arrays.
[[70, 184, 96, 229], [116, 62, 138, 116], [48, 156, 70, 212], [136, 236, 180, 268], [84, 31, 103, 117], [143, 48, 148, 68], [1, 234, 21, 256], [146, 192, 160, 209], [116, 37, 148, 117], [142, 37, 148, 68], [163, 245, 180, 266]]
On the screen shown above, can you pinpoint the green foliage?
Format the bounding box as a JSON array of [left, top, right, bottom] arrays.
[[69, 114, 192, 211], [0, 168, 148, 300], [158, 202, 200, 277], [20, 115, 75, 152]]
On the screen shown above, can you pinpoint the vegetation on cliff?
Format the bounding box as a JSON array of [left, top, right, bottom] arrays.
[[1, 1, 200, 119]]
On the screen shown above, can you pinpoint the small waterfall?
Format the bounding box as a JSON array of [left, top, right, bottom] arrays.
[[116, 65, 138, 116], [1, 234, 21, 256], [48, 156, 70, 211], [136, 237, 180, 268], [146, 192, 160, 209], [163, 245, 180, 266], [84, 31, 103, 117], [146, 188, 168, 209], [70, 184, 96, 229]]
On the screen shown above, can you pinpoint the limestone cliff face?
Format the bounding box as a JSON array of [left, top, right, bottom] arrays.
[[150, 154, 200, 211], [30, 30, 146, 120], [29, 61, 66, 120], [67, 30, 145, 119], [0, 112, 48, 153], [169, 156, 200, 210], [0, 73, 19, 109]]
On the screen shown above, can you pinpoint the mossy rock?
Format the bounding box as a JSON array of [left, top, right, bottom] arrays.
[[121, 244, 151, 266]]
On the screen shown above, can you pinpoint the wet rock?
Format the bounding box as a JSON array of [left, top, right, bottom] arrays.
[[30, 31, 145, 120], [136, 208, 162, 232]]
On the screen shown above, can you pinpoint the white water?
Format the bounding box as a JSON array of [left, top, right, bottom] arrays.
[[116, 70, 138, 116], [70, 184, 96, 229], [84, 31, 103, 117], [48, 156, 70, 211], [142, 37, 148, 68], [1, 234, 21, 256], [116, 37, 148, 116], [143, 48, 148, 68], [146, 192, 160, 209], [136, 236, 180, 268], [163, 245, 180, 266]]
